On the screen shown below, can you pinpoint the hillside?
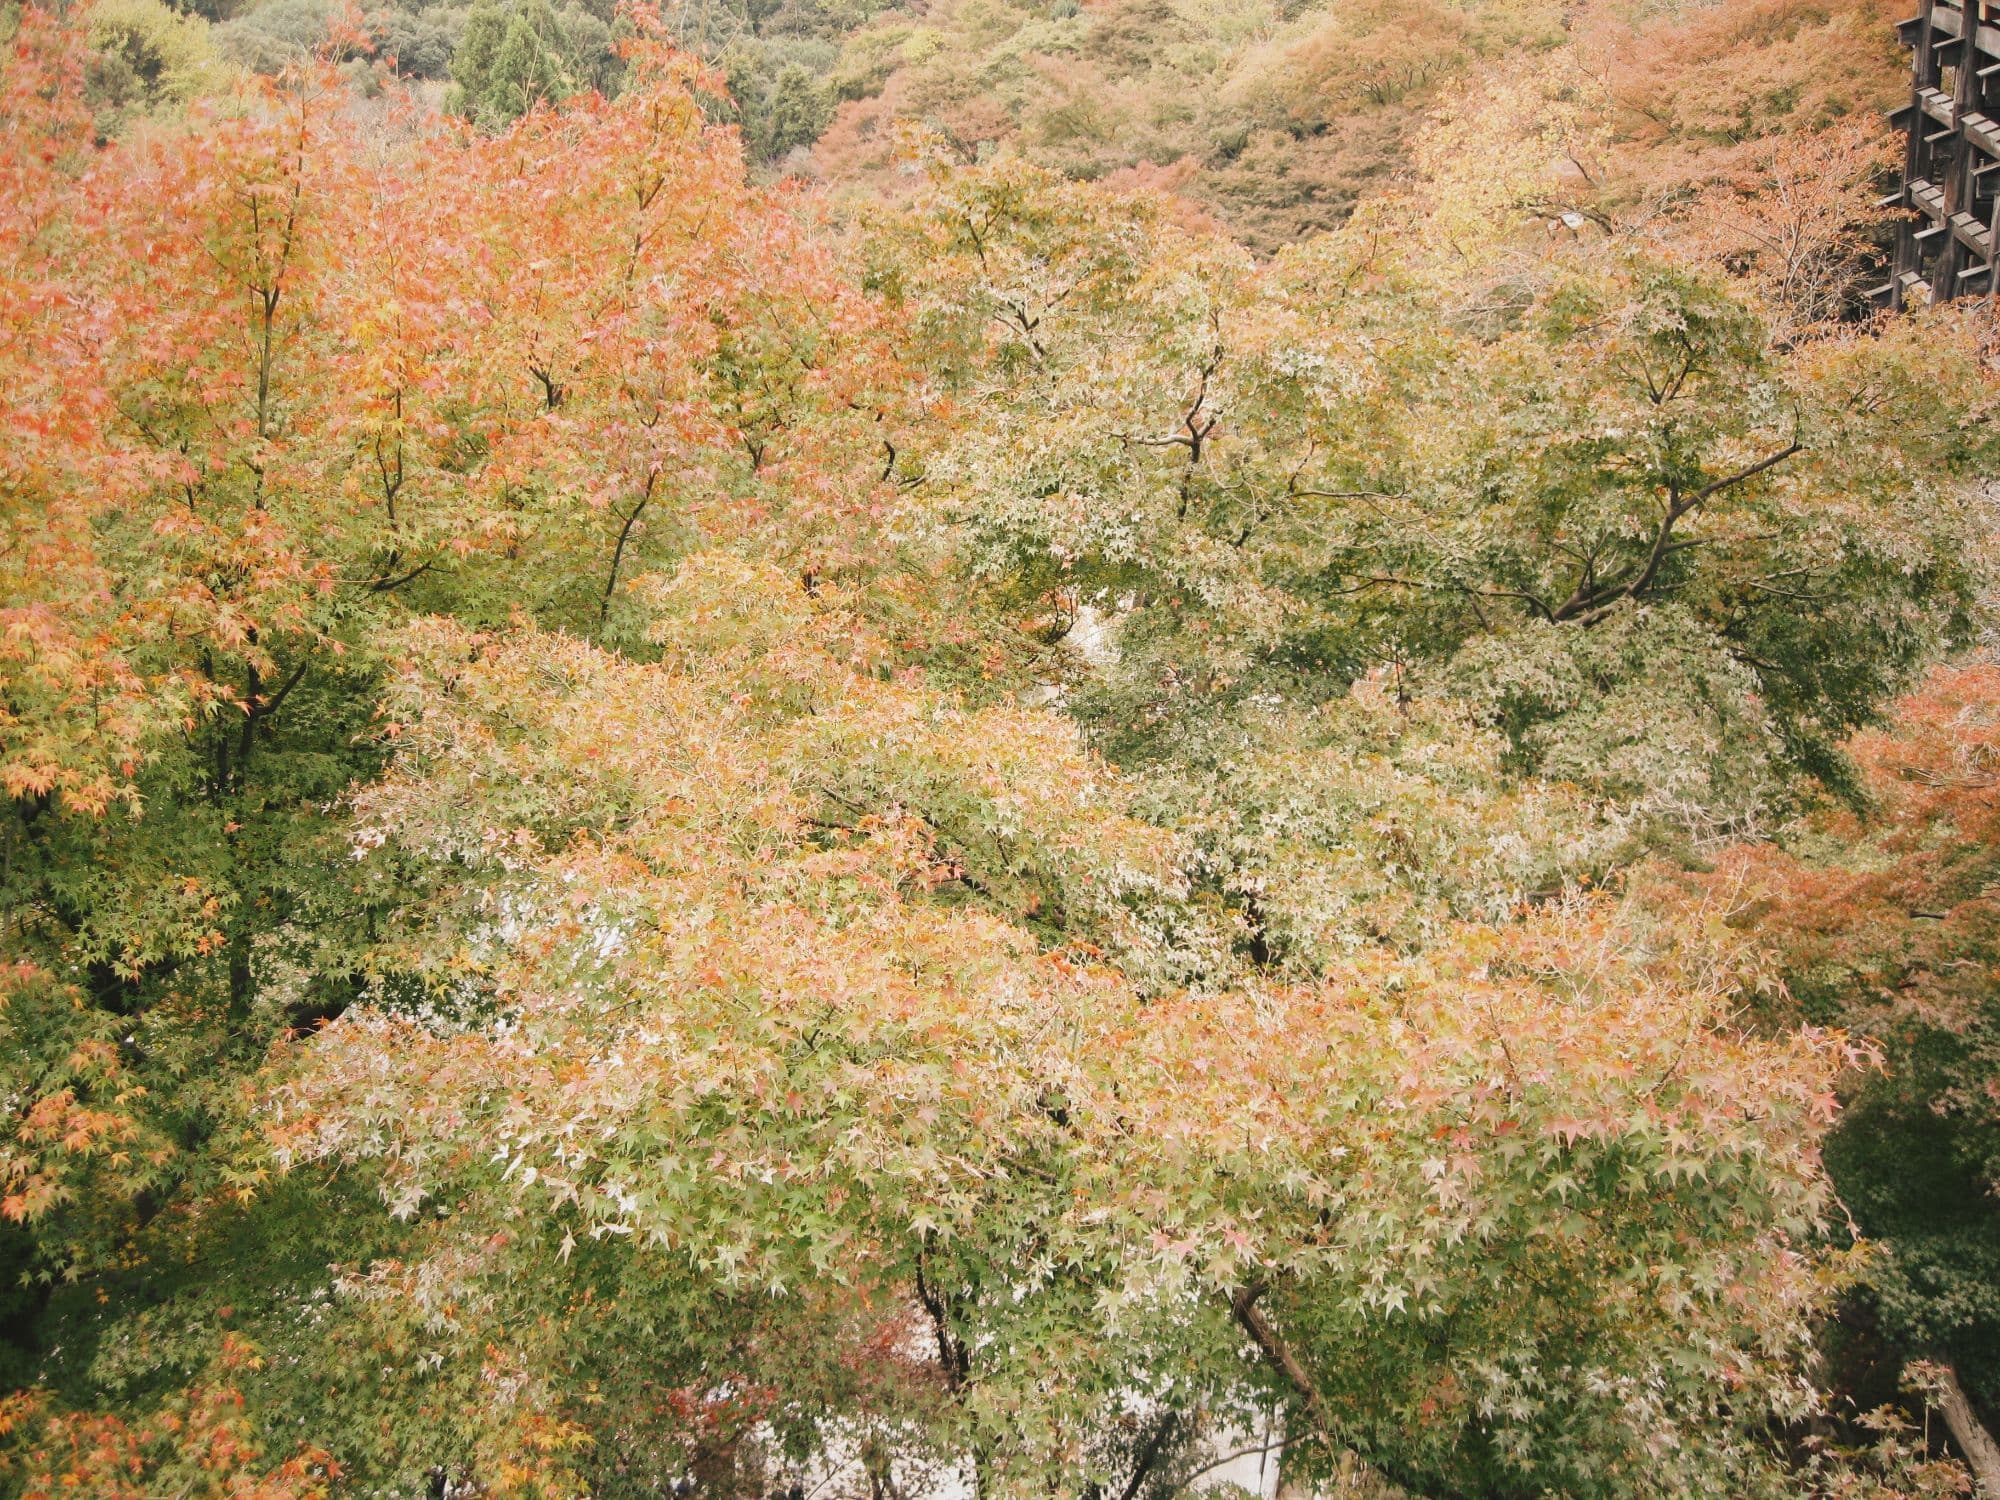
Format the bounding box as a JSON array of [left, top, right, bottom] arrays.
[[4, 0, 2000, 1495]]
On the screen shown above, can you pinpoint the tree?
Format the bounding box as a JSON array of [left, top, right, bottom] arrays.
[[259, 558, 1866, 1496], [760, 60, 829, 158], [445, 0, 610, 125], [1678, 120, 1900, 342], [0, 19, 906, 1476], [867, 155, 1994, 849], [1667, 661, 2000, 1485], [80, 0, 224, 136]]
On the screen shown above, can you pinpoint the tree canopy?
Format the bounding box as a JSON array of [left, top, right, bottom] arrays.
[[3, 0, 2000, 1494]]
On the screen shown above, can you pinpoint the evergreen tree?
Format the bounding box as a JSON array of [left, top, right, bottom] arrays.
[[760, 61, 830, 158], [447, 0, 573, 126]]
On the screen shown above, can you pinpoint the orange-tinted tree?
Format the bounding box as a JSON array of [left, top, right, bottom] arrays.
[[1674, 662, 2000, 1487]]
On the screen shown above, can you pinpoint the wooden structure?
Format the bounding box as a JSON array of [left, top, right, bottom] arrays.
[[1885, 0, 2000, 305]]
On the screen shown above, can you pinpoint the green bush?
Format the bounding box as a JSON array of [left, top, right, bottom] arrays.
[[215, 0, 334, 72], [370, 5, 461, 78], [85, 0, 223, 132]]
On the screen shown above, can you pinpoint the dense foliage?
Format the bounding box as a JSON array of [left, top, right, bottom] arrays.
[[4, 0, 2000, 1494], [1653, 663, 2000, 1490]]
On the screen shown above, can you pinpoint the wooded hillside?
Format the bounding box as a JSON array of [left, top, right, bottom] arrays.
[[3, 0, 2000, 1494]]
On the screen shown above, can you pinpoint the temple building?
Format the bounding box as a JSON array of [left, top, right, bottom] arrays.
[[1886, 0, 2000, 303]]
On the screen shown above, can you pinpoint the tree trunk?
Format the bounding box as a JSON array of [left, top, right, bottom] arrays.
[[1937, 1362, 2000, 1498]]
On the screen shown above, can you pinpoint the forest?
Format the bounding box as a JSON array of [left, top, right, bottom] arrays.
[[4, 0, 2000, 1492]]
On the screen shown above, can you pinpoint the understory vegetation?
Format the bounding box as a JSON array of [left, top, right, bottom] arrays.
[[5, 0, 2000, 1494]]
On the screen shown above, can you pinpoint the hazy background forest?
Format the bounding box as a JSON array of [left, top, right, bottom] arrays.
[[6, 0, 2000, 1493]]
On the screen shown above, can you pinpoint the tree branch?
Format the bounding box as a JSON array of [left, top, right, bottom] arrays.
[[1936, 1362, 2000, 1498], [1552, 441, 1802, 624], [1230, 1284, 1339, 1449], [915, 1252, 970, 1393], [1118, 1411, 1179, 1500], [599, 469, 660, 632]]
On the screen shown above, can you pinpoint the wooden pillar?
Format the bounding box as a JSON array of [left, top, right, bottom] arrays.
[[1897, 0, 1940, 307], [1940, 0, 1982, 296]]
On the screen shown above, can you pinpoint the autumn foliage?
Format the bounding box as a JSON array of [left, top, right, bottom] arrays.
[[3, 0, 2000, 1494], [1666, 665, 2000, 1455]]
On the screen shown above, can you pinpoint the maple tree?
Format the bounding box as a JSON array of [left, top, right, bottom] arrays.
[[0, 3, 911, 1460], [1659, 662, 2000, 1493], [864, 154, 1994, 858], [252, 560, 1865, 1495]]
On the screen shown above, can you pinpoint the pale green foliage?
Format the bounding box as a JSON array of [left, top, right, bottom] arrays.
[[83, 0, 225, 133], [1137, 677, 1625, 971], [870, 157, 1992, 840]]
